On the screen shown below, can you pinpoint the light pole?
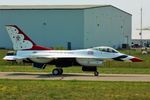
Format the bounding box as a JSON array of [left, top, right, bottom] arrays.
[[140, 8, 143, 47]]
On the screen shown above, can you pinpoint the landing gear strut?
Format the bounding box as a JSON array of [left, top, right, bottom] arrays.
[[94, 71, 99, 76], [82, 66, 99, 76], [52, 68, 63, 76]]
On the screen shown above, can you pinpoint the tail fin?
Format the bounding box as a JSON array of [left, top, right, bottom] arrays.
[[6, 25, 52, 50]]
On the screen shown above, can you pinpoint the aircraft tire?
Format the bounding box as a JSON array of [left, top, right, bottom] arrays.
[[94, 71, 99, 76], [52, 69, 60, 75]]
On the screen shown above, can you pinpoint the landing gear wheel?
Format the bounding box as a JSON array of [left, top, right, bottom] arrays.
[[52, 69, 60, 76], [52, 68, 63, 76], [94, 71, 99, 76]]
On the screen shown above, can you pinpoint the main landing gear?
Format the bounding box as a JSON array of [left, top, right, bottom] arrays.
[[52, 66, 99, 76], [52, 68, 63, 75], [94, 71, 99, 76]]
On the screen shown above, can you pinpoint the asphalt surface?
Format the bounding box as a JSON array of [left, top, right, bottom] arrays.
[[0, 72, 150, 82]]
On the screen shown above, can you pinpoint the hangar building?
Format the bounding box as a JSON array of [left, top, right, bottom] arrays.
[[0, 5, 131, 49]]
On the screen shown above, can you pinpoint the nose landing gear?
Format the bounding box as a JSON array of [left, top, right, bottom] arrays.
[[82, 66, 99, 76]]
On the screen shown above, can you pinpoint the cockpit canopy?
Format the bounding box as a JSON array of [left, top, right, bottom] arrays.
[[92, 46, 119, 53]]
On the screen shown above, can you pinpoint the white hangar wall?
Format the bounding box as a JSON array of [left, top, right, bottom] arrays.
[[84, 6, 131, 49]]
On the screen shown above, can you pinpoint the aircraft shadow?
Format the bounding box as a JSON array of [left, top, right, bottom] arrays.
[[7, 72, 94, 78], [6, 72, 146, 79]]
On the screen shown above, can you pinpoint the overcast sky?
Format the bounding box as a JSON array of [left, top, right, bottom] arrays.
[[0, 0, 149, 39]]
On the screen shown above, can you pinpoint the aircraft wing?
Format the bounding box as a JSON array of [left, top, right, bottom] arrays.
[[28, 53, 99, 59], [4, 53, 99, 61]]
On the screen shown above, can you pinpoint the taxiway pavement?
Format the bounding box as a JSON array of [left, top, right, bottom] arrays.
[[0, 72, 150, 82]]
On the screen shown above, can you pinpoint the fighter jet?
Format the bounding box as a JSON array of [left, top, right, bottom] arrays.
[[3, 25, 142, 76]]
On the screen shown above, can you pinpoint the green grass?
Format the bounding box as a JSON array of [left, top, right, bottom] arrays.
[[0, 79, 150, 100]]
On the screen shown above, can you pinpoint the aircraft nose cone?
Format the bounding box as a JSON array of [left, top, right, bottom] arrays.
[[130, 57, 143, 62]]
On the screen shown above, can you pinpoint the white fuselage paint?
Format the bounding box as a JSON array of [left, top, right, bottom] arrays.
[[11, 48, 131, 66], [4, 46, 139, 67]]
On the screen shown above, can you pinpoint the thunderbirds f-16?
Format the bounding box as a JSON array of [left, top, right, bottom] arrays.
[[3, 25, 142, 76]]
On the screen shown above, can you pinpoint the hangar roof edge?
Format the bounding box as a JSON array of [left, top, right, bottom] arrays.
[[0, 5, 131, 15]]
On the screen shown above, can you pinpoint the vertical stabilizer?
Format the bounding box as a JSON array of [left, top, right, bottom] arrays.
[[6, 25, 52, 50]]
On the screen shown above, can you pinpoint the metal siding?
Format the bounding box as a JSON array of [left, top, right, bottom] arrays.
[[84, 6, 131, 49], [0, 10, 84, 49], [0, 6, 131, 50]]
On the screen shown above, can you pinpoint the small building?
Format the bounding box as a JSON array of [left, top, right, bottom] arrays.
[[132, 30, 150, 47], [0, 5, 132, 49], [132, 39, 150, 47]]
